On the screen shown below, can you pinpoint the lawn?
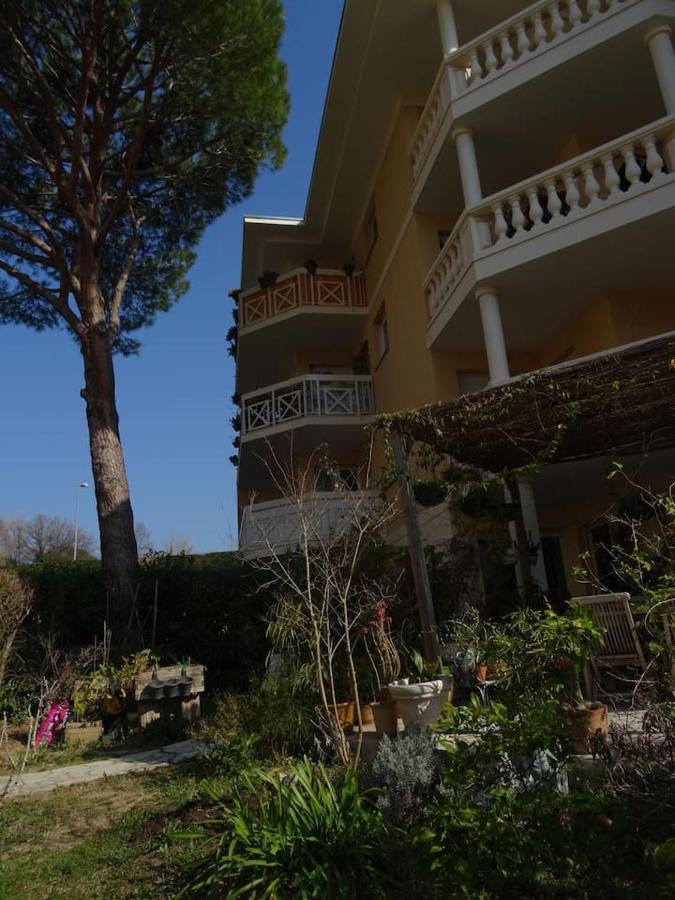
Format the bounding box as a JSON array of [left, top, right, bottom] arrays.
[[0, 767, 205, 899]]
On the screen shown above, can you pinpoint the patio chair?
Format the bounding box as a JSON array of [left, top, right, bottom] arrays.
[[572, 593, 647, 699]]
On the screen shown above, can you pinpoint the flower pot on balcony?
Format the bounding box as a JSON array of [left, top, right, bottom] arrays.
[[561, 702, 608, 755], [372, 701, 398, 738], [387, 676, 453, 729], [304, 259, 318, 275]]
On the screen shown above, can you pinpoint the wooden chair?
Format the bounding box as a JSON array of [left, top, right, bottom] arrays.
[[572, 593, 647, 699]]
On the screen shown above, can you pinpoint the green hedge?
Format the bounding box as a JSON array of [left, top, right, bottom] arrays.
[[18, 553, 272, 692]]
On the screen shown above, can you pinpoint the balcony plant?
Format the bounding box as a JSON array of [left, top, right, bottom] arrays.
[[258, 270, 279, 289], [304, 259, 318, 275], [343, 259, 356, 277]]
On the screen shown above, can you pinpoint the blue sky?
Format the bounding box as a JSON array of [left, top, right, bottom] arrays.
[[0, 0, 344, 554]]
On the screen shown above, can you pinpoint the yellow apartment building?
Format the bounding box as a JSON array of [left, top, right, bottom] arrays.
[[235, 0, 675, 608]]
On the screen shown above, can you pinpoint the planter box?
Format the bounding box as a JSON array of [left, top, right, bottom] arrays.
[[387, 676, 453, 728]]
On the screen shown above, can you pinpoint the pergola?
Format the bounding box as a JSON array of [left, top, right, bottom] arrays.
[[396, 331, 675, 474], [383, 331, 675, 662]]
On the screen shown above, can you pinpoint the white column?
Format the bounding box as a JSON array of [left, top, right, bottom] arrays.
[[517, 476, 549, 593], [645, 25, 675, 115], [453, 126, 483, 207], [436, 0, 459, 55], [476, 286, 510, 385]]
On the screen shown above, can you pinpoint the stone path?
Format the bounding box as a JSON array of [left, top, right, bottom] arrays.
[[0, 739, 203, 799]]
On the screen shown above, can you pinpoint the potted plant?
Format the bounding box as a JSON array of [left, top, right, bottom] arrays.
[[258, 270, 279, 289], [343, 259, 356, 277], [304, 259, 318, 275], [413, 480, 447, 508], [387, 650, 453, 729]]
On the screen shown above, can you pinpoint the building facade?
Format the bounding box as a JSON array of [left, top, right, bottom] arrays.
[[235, 0, 675, 601]]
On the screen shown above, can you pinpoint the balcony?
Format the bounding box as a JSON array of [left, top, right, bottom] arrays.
[[426, 116, 675, 348], [241, 374, 375, 442], [412, 0, 668, 193], [237, 269, 369, 394], [239, 269, 367, 331], [239, 492, 379, 558]]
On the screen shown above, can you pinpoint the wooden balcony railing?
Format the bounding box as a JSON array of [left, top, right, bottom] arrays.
[[240, 269, 367, 329]]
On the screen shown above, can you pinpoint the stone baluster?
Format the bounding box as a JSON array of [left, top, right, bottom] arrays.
[[527, 188, 544, 226], [624, 146, 642, 186], [644, 137, 666, 181], [564, 172, 581, 212], [567, 0, 583, 29], [532, 13, 547, 50], [545, 180, 563, 218], [582, 162, 601, 205], [550, 3, 566, 38], [469, 48, 481, 82], [515, 23, 530, 57], [587, 0, 602, 16], [500, 31, 515, 66], [601, 153, 621, 197], [510, 196, 527, 233], [493, 204, 509, 242], [483, 41, 498, 75]]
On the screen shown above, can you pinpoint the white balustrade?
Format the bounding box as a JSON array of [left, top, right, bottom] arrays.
[[474, 118, 673, 248], [411, 0, 625, 180], [239, 492, 380, 557], [242, 375, 375, 435], [452, 0, 619, 91], [424, 216, 470, 321]]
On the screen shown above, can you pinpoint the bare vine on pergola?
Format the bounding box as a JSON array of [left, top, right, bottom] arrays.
[[379, 332, 675, 478]]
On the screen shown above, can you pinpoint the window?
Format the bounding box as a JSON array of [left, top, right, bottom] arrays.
[[375, 304, 389, 360]]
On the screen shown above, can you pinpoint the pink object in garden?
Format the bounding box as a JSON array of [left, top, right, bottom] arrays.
[[33, 700, 71, 748]]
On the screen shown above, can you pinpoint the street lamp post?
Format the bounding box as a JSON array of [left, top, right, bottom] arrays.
[[73, 482, 89, 561]]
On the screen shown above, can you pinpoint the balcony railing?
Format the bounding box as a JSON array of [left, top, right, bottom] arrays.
[[239, 492, 379, 557], [411, 0, 634, 180], [240, 269, 367, 329], [424, 116, 675, 325], [472, 116, 674, 250], [242, 374, 375, 436]]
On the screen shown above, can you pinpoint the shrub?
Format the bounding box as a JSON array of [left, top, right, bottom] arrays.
[[369, 727, 444, 824], [0, 567, 33, 689], [179, 760, 392, 898], [196, 684, 315, 765]]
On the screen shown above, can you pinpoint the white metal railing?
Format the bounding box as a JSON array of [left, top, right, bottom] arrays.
[[242, 374, 375, 435], [472, 116, 675, 249], [411, 0, 634, 180], [239, 492, 379, 557]]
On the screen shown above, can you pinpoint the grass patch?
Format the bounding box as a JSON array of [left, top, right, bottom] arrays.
[[0, 768, 206, 899]]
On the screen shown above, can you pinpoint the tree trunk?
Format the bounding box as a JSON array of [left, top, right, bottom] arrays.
[[80, 326, 138, 652]]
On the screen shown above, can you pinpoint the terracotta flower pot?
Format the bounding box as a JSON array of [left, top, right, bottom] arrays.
[[357, 703, 375, 727], [562, 703, 608, 754], [372, 701, 398, 738], [476, 663, 489, 683], [333, 701, 355, 734]]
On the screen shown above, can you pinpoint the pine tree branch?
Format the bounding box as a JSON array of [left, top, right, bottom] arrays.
[[0, 258, 81, 333]]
